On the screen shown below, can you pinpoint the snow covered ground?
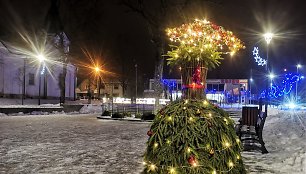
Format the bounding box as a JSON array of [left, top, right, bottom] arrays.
[[243, 108, 306, 174], [1, 98, 306, 173]]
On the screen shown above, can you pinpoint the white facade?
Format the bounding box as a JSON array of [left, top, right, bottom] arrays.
[[0, 42, 76, 99]]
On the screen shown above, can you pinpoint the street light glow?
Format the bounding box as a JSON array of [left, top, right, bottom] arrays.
[[95, 67, 100, 72], [268, 73, 275, 79], [37, 54, 45, 62], [264, 32, 273, 44], [297, 64, 301, 68]]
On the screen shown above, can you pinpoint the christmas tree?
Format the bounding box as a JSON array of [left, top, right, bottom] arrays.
[[143, 19, 246, 174]]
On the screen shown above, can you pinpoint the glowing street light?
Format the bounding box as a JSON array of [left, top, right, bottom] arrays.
[[95, 66, 100, 73], [268, 73, 275, 87], [264, 33, 273, 45], [264, 32, 273, 108], [37, 54, 46, 62]]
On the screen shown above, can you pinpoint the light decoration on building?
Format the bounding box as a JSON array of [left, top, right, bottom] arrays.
[[252, 47, 266, 66], [261, 73, 301, 98]]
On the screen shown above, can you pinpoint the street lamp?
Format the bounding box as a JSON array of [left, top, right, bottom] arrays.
[[95, 66, 101, 100], [249, 78, 253, 104], [135, 63, 138, 104], [264, 32, 273, 108], [22, 58, 26, 105], [296, 64, 302, 102], [37, 54, 46, 105], [268, 73, 275, 87]]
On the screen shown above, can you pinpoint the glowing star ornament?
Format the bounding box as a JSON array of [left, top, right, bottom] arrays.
[[252, 47, 267, 66]]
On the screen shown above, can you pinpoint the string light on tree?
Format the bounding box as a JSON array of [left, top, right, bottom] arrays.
[[143, 19, 246, 174]]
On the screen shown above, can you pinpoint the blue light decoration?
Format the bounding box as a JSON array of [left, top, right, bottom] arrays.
[[260, 73, 301, 98], [162, 79, 178, 89], [252, 47, 267, 66]]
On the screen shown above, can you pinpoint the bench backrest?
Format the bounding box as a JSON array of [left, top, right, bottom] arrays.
[[241, 106, 259, 126]]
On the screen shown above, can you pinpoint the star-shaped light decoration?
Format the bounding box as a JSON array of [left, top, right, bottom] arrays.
[[252, 47, 267, 66]]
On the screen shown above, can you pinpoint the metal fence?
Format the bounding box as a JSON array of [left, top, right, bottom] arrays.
[[101, 103, 156, 115]]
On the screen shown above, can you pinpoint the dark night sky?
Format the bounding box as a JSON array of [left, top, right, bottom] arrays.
[[1, 0, 306, 88]]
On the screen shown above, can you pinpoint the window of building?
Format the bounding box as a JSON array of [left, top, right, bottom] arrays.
[[29, 73, 35, 85], [219, 84, 225, 91], [212, 84, 219, 91], [114, 84, 119, 90], [207, 84, 213, 91]]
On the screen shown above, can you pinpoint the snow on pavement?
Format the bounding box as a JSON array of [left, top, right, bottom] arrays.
[[243, 108, 306, 174], [0, 105, 306, 173], [0, 114, 149, 174]]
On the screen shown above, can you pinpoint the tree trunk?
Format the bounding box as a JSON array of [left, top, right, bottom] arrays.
[[181, 60, 207, 100]]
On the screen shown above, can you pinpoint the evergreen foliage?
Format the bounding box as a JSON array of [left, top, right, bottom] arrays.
[[165, 19, 244, 69], [143, 100, 246, 174]]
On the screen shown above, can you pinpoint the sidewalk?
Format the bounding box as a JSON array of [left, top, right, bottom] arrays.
[[0, 98, 102, 106]]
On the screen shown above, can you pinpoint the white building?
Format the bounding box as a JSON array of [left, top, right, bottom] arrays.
[[0, 41, 76, 100]]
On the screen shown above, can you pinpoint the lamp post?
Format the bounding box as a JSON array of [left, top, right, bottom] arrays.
[[37, 54, 46, 105], [296, 64, 301, 102], [249, 78, 253, 104], [95, 67, 101, 100], [22, 58, 26, 105], [135, 63, 138, 104], [264, 32, 273, 109]]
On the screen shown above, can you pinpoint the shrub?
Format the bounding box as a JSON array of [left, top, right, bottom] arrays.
[[135, 112, 142, 119], [102, 110, 111, 116], [112, 112, 124, 118], [122, 112, 131, 117], [141, 112, 155, 120]]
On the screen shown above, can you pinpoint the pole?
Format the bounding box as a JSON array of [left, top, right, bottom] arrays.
[[250, 69, 252, 105], [111, 81, 114, 115], [88, 78, 91, 104], [265, 43, 269, 112], [22, 59, 26, 105], [135, 64, 138, 103], [97, 76, 100, 100], [38, 73, 41, 105], [296, 66, 298, 102]]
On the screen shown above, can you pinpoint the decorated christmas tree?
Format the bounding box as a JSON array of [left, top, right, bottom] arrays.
[[143, 19, 246, 174]]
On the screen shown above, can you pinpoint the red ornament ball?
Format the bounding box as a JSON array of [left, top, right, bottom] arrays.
[[147, 130, 153, 136], [188, 155, 196, 165]]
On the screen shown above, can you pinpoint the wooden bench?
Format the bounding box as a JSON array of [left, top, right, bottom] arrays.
[[235, 100, 268, 154]]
